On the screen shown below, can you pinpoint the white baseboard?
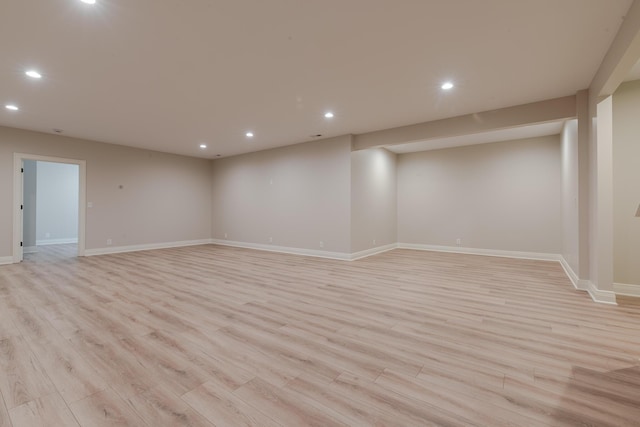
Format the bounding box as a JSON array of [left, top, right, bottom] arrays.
[[8, 235, 625, 306], [397, 243, 561, 262], [85, 239, 211, 257], [23, 246, 38, 254], [398, 246, 615, 304], [555, 257, 617, 304], [613, 282, 640, 298], [559, 257, 587, 291], [399, 246, 616, 305], [210, 239, 352, 260], [350, 243, 398, 261], [584, 281, 617, 304], [36, 238, 78, 246]]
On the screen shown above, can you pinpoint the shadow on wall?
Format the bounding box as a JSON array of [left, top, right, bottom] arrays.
[[550, 365, 640, 425]]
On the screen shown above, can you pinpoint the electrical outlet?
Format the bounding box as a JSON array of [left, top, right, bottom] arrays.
[[373, 239, 376, 246], [319, 241, 324, 248], [269, 237, 273, 243], [456, 238, 461, 245], [224, 233, 227, 239], [107, 238, 112, 246]]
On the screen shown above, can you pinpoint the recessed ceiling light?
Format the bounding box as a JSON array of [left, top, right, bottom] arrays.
[[324, 112, 334, 119], [5, 104, 19, 111], [441, 82, 454, 90], [25, 70, 42, 79], [246, 132, 254, 138], [199, 144, 207, 149], [80, 0, 96, 4]]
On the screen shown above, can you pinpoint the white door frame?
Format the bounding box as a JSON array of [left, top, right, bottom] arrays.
[[13, 153, 87, 263]]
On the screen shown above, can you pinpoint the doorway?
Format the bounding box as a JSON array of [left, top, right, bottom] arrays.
[[12, 153, 86, 263]]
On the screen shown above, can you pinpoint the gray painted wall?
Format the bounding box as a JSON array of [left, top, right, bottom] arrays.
[[561, 119, 580, 273], [2, 124, 567, 261], [613, 80, 640, 285], [211, 135, 352, 254], [351, 148, 397, 253], [0, 125, 212, 257], [397, 136, 562, 253]]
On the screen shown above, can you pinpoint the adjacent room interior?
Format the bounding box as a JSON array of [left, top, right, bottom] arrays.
[[21, 160, 80, 262], [1, 1, 640, 426]]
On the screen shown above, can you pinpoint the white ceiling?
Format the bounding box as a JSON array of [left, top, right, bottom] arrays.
[[387, 121, 566, 154], [0, 0, 633, 159]]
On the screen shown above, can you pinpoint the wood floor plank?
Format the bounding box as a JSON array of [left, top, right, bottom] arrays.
[[24, 332, 109, 405], [0, 336, 57, 410], [286, 373, 415, 427], [182, 381, 281, 427], [233, 377, 348, 427], [0, 299, 20, 341], [3, 304, 109, 405], [68, 388, 147, 427], [0, 390, 11, 427], [9, 392, 79, 427], [375, 368, 542, 427], [0, 243, 639, 426], [329, 371, 474, 426], [143, 330, 255, 391], [67, 330, 156, 400], [124, 385, 213, 427]]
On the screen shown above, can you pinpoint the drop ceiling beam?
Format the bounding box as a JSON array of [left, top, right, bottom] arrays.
[[590, 0, 640, 98], [352, 95, 577, 151]]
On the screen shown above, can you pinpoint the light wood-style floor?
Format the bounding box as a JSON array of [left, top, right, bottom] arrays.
[[0, 244, 639, 426]]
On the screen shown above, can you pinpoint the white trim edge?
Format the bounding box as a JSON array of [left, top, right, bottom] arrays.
[[210, 239, 352, 261], [397, 243, 561, 262], [13, 153, 87, 261], [85, 239, 211, 256], [398, 245, 617, 305], [559, 257, 588, 291], [36, 238, 79, 246], [350, 243, 398, 261], [558, 258, 616, 304], [0, 256, 13, 266], [613, 282, 640, 297], [584, 281, 617, 304]]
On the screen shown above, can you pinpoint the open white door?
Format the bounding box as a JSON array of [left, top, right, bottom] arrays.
[[12, 153, 86, 263]]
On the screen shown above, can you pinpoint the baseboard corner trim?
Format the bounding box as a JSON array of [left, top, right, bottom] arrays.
[[0, 256, 13, 266], [558, 257, 587, 291], [350, 243, 398, 261], [613, 282, 640, 298], [583, 281, 618, 305], [85, 239, 212, 257], [210, 239, 352, 261]]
